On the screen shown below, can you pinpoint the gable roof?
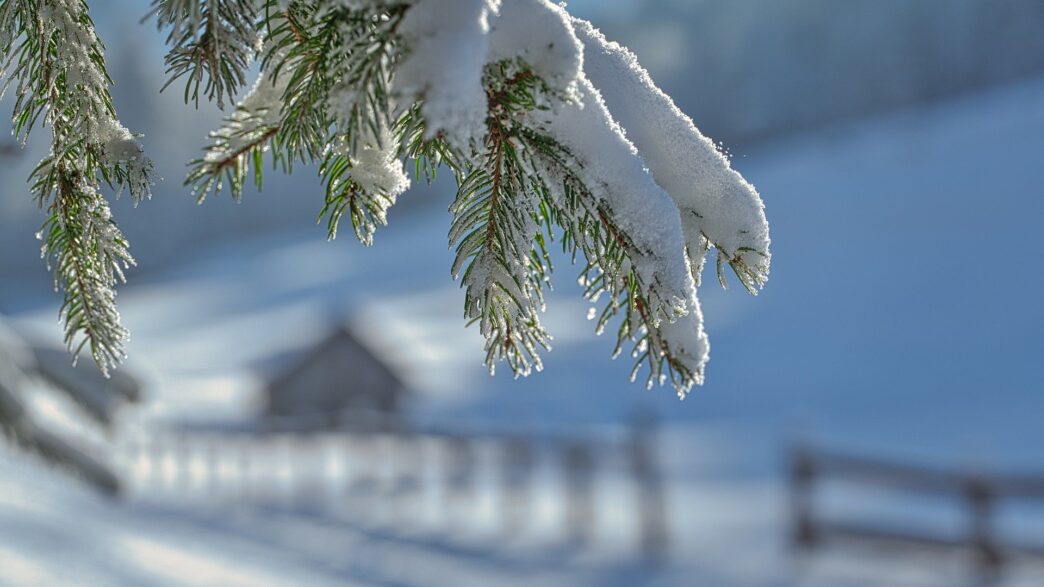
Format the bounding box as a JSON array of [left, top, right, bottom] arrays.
[[264, 325, 406, 396]]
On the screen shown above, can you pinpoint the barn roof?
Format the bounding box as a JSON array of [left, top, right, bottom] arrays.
[[263, 324, 406, 396]]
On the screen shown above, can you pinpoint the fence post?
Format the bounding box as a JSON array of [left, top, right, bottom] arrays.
[[967, 477, 1001, 580], [340, 432, 373, 520], [564, 440, 596, 546], [390, 432, 423, 521], [443, 434, 476, 523], [236, 437, 252, 503], [501, 436, 534, 534], [177, 432, 194, 497], [204, 438, 220, 500], [292, 433, 323, 509], [790, 446, 817, 549], [148, 435, 167, 494], [630, 412, 668, 562]]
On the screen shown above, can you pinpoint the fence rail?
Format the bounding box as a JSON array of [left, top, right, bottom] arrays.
[[790, 445, 1044, 578], [115, 412, 671, 561]]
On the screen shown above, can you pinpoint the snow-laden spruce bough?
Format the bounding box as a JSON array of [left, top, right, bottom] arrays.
[[0, 0, 770, 397]]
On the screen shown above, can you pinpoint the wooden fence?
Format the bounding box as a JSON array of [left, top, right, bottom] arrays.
[[115, 412, 670, 561], [790, 445, 1044, 579]]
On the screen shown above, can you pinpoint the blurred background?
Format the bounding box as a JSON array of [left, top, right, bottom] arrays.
[[2, 1, 1044, 585]]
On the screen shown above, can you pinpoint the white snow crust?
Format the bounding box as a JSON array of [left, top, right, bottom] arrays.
[[572, 18, 770, 283], [395, 0, 500, 150]]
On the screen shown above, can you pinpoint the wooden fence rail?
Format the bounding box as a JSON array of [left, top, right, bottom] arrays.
[[791, 445, 1044, 579], [116, 413, 670, 562]]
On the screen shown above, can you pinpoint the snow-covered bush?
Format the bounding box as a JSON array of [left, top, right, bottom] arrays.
[[0, 0, 770, 396]]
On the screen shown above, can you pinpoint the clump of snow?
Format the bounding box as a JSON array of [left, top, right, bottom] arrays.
[[171, 0, 768, 393], [486, 0, 583, 99], [96, 118, 154, 204], [237, 67, 290, 119], [531, 75, 697, 321], [395, 0, 501, 151], [346, 126, 411, 199], [390, 0, 763, 390], [205, 66, 288, 166], [529, 73, 710, 390], [96, 118, 141, 162], [658, 310, 710, 391], [38, 0, 154, 203], [572, 18, 770, 285]]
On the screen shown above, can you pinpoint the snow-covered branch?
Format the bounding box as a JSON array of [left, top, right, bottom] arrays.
[[177, 0, 771, 395], [573, 19, 770, 293], [0, 0, 153, 375], [2, 0, 771, 394]]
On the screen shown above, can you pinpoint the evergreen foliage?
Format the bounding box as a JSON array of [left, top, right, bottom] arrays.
[[0, 0, 772, 398], [0, 0, 153, 376]]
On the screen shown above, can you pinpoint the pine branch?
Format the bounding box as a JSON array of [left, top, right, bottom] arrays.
[[186, 107, 281, 202], [39, 176, 134, 376], [263, 2, 406, 162], [517, 123, 703, 391], [0, 0, 151, 375], [0, 333, 121, 494], [396, 104, 465, 184], [150, 0, 262, 109], [317, 139, 403, 245], [714, 242, 770, 295], [0, 0, 769, 395], [189, 2, 409, 221], [447, 64, 554, 377]]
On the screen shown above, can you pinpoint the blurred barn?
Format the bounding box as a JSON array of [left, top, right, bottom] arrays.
[[262, 326, 407, 429]]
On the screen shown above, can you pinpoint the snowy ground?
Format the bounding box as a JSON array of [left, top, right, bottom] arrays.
[[3, 76, 1044, 586]]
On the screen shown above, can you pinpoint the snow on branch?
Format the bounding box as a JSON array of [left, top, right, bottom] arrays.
[[572, 19, 771, 292], [0, 0, 154, 376], [395, 0, 497, 151], [175, 0, 771, 395], [2, 0, 771, 395], [187, 62, 288, 201], [527, 74, 711, 392]]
